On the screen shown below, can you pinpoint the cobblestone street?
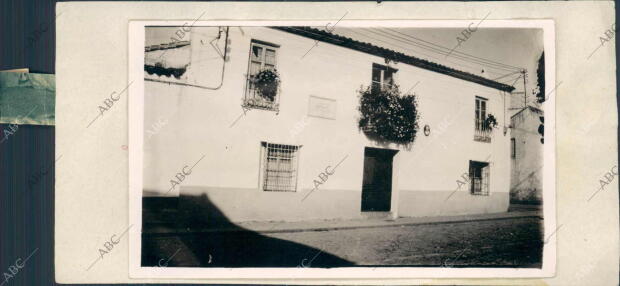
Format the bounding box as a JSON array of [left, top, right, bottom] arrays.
[[265, 217, 543, 267], [142, 215, 543, 268]]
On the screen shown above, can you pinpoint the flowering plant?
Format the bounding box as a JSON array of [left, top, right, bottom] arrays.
[[251, 69, 280, 101], [357, 84, 420, 144], [485, 113, 498, 130]]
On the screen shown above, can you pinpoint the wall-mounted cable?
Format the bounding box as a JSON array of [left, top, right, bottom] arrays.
[[145, 26, 230, 90]]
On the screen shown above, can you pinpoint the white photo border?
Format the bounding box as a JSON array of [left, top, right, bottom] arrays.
[[128, 19, 556, 280]]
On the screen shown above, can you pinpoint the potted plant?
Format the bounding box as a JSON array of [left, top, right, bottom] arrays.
[[357, 84, 420, 144], [485, 113, 498, 131], [251, 69, 280, 102]]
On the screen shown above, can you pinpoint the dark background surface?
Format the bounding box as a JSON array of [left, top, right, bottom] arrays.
[[1, 1, 311, 285], [0, 0, 618, 285], [1, 0, 58, 284]]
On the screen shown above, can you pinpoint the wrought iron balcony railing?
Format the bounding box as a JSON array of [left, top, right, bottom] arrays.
[[242, 77, 280, 112], [474, 119, 492, 143]]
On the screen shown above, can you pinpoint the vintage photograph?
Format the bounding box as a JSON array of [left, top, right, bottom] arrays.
[[134, 22, 551, 271]]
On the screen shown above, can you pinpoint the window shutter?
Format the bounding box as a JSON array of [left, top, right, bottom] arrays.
[[469, 162, 475, 194], [482, 164, 490, 195]]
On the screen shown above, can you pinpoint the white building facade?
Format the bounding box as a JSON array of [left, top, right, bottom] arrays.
[[142, 26, 514, 223], [510, 106, 544, 204]]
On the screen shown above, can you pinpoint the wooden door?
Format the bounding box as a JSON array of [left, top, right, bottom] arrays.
[[361, 147, 396, 212]]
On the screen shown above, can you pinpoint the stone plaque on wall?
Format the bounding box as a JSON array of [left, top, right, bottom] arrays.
[[307, 95, 337, 119]]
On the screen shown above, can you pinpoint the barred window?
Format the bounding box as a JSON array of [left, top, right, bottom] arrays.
[[469, 160, 490, 196], [261, 142, 300, 192]]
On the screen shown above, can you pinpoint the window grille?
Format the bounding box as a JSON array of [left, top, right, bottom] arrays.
[[261, 142, 300, 192], [469, 160, 490, 196], [474, 96, 491, 143], [244, 40, 280, 111]]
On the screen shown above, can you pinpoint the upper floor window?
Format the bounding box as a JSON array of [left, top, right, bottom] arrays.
[[244, 40, 280, 111], [371, 63, 397, 91], [474, 96, 491, 143]]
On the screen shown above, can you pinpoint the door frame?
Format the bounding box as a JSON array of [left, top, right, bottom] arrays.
[[360, 147, 400, 218]]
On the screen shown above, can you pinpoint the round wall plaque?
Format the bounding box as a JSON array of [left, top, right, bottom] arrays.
[[424, 125, 431, 136]]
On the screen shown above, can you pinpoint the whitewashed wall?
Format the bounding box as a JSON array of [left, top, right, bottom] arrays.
[[143, 27, 511, 220], [510, 108, 544, 202]]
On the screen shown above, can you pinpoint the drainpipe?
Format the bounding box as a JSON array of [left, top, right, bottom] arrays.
[[503, 90, 508, 135]]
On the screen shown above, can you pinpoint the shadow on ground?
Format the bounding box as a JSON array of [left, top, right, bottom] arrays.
[[141, 194, 354, 268]]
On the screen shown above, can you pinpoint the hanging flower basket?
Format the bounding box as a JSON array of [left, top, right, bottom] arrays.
[[357, 84, 420, 144], [251, 69, 280, 102]]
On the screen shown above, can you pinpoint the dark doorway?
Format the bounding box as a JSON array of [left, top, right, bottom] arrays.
[[361, 147, 397, 212]]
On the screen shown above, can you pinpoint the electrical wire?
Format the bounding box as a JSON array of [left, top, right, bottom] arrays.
[[492, 70, 522, 81], [346, 29, 507, 78], [375, 28, 522, 73], [384, 28, 524, 71], [363, 28, 522, 74], [286, 26, 524, 84], [288, 26, 512, 78], [355, 28, 522, 80], [273, 27, 517, 96]]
